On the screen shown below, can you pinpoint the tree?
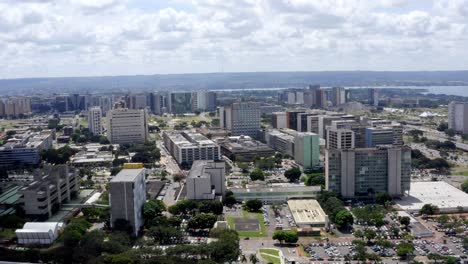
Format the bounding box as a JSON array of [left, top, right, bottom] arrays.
[[376, 192, 392, 205], [273, 230, 298, 244], [62, 229, 82, 247], [399, 216, 411, 229], [461, 179, 468, 194], [187, 213, 217, 229], [224, 191, 237, 207], [244, 199, 263, 212], [284, 167, 301, 182], [172, 173, 186, 186], [143, 199, 166, 221], [334, 209, 354, 230], [437, 122, 448, 132], [445, 128, 456, 137], [420, 204, 439, 215], [249, 254, 259, 264], [353, 230, 364, 239], [249, 169, 265, 181], [304, 173, 325, 186], [396, 242, 415, 259], [364, 229, 377, 241], [148, 225, 183, 244]]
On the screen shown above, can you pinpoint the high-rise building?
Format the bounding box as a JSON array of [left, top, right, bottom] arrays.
[[168, 92, 193, 114], [88, 107, 102, 135], [0, 97, 32, 118], [369, 88, 379, 107], [286, 110, 306, 131], [220, 102, 261, 138], [448, 101, 468, 134], [365, 126, 403, 147], [191, 91, 217, 112], [315, 89, 327, 108], [106, 108, 149, 144], [67, 94, 88, 111], [109, 167, 146, 236], [326, 127, 355, 150], [186, 160, 226, 200], [326, 146, 411, 198], [294, 132, 320, 171], [272, 112, 287, 129], [330, 87, 346, 106], [125, 94, 147, 110]]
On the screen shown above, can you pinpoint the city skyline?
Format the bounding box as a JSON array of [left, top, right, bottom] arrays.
[[1, 0, 468, 78]]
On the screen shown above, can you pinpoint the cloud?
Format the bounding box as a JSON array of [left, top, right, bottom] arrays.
[[0, 0, 466, 78]]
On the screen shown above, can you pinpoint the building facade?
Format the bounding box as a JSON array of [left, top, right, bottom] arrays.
[[186, 160, 226, 200], [220, 102, 261, 138], [88, 107, 103, 135], [294, 132, 320, 171], [109, 168, 146, 236], [106, 108, 149, 144], [0, 130, 53, 168], [448, 101, 468, 134]]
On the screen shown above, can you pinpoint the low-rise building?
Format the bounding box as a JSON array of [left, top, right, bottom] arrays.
[[287, 199, 329, 228], [217, 136, 274, 161], [0, 130, 53, 168], [19, 165, 79, 219], [186, 160, 226, 200], [16, 222, 64, 245], [231, 184, 320, 202]]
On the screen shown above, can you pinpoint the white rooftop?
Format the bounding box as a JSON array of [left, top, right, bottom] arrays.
[[287, 199, 328, 225], [397, 181, 468, 212]]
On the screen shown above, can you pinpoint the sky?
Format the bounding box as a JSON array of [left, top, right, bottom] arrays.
[[0, 0, 467, 78]]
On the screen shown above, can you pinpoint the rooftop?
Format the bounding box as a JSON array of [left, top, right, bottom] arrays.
[[287, 199, 328, 225], [396, 181, 468, 212], [111, 168, 145, 182]]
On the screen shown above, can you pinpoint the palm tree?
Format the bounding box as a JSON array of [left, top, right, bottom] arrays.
[[249, 254, 259, 264], [240, 254, 247, 263]]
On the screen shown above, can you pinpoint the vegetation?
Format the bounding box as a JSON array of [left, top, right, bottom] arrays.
[[249, 168, 265, 181], [352, 205, 386, 227], [168, 200, 223, 216], [272, 230, 298, 244], [244, 199, 263, 212], [411, 149, 450, 170], [303, 172, 325, 186], [223, 190, 237, 207], [461, 179, 468, 194], [396, 242, 415, 259], [187, 213, 218, 230], [420, 204, 439, 215], [284, 167, 301, 182], [41, 145, 78, 164]]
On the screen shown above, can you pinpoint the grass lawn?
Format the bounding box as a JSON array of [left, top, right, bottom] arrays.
[[0, 228, 16, 240], [453, 171, 468, 176], [226, 210, 268, 238], [259, 249, 281, 264]]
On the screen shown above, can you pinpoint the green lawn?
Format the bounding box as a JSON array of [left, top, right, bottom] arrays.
[[259, 249, 281, 264], [0, 228, 16, 240], [226, 210, 268, 237], [453, 171, 468, 176]]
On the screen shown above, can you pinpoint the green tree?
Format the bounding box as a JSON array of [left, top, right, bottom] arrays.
[[334, 209, 354, 230], [250, 254, 259, 264], [224, 190, 237, 207], [461, 179, 468, 194], [250, 168, 265, 181], [143, 199, 166, 221], [376, 192, 392, 205], [273, 230, 298, 244], [420, 204, 439, 215], [353, 229, 364, 239], [148, 225, 183, 244], [445, 128, 456, 137], [284, 167, 301, 182], [396, 242, 415, 259], [399, 216, 411, 229], [244, 199, 263, 212], [187, 213, 218, 229], [364, 229, 377, 241]]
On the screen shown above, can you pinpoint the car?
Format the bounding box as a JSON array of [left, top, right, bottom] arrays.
[[244, 237, 250, 240]]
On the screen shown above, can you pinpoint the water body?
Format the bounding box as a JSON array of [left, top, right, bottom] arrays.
[[348, 86, 468, 97]]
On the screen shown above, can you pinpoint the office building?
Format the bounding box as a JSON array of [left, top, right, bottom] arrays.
[[163, 131, 220, 167], [125, 94, 147, 110], [220, 102, 261, 138], [286, 110, 306, 131], [265, 129, 295, 157], [287, 200, 328, 228], [0, 97, 31, 118], [106, 108, 149, 144], [326, 127, 355, 150], [0, 130, 53, 168], [326, 146, 411, 198], [365, 126, 403, 147], [109, 167, 146, 236], [330, 87, 346, 106], [19, 165, 79, 219], [448, 101, 468, 134], [67, 94, 88, 111], [231, 184, 321, 202], [168, 92, 193, 114], [192, 91, 217, 112], [186, 160, 226, 200], [218, 136, 274, 161], [369, 88, 379, 107], [88, 107, 102, 135], [272, 112, 287, 129], [294, 132, 320, 171]]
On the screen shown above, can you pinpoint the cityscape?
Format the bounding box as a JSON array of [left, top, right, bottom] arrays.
[[1, 1, 468, 264]]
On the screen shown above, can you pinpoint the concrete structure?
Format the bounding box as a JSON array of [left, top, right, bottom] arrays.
[[16, 222, 64, 245], [0, 97, 31, 118], [88, 106, 103, 135], [330, 87, 346, 106], [231, 185, 321, 202], [106, 108, 149, 144], [168, 92, 193, 114], [448, 101, 468, 134], [365, 125, 403, 147], [220, 102, 261, 138], [287, 199, 328, 228], [326, 127, 355, 150], [294, 132, 320, 171], [265, 129, 295, 157], [109, 168, 146, 236], [163, 131, 220, 167], [193, 91, 217, 111], [218, 136, 274, 161], [272, 112, 287, 129], [396, 181, 468, 213], [369, 88, 379, 107], [0, 130, 53, 168], [186, 160, 226, 200], [326, 146, 411, 198], [19, 165, 79, 219]]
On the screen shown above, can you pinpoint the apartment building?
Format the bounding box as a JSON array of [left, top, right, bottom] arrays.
[[88, 107, 103, 135]]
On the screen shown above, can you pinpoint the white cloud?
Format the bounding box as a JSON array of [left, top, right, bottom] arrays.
[[0, 0, 466, 78]]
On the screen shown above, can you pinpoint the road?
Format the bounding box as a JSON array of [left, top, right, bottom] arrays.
[[405, 124, 468, 151]]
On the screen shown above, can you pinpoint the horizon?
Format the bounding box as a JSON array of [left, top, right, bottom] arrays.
[[1, 0, 468, 79]]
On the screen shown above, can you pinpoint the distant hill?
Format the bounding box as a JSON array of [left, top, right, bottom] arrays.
[[1, 71, 468, 95]]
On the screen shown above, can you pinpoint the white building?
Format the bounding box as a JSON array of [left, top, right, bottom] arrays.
[[448, 101, 468, 134], [109, 168, 146, 236], [88, 106, 103, 135], [272, 112, 287, 129], [106, 108, 149, 144], [220, 102, 261, 138], [186, 160, 226, 200], [16, 222, 64, 245]]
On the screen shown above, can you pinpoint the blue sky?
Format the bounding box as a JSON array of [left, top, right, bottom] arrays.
[[0, 0, 467, 78]]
